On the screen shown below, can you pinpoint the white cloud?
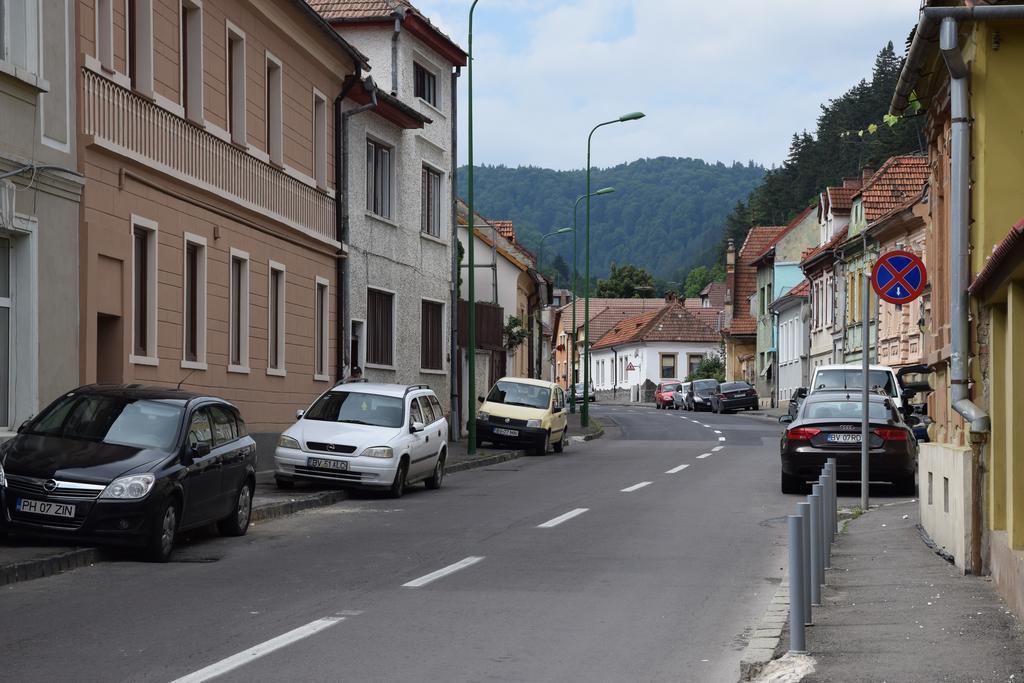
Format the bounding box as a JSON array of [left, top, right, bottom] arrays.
[[414, 0, 920, 170]]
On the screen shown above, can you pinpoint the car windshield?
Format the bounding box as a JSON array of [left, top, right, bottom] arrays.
[[693, 380, 718, 394], [304, 391, 404, 428], [802, 400, 893, 421], [25, 394, 184, 450], [662, 383, 681, 392], [814, 370, 896, 396], [721, 382, 748, 392], [487, 381, 551, 410]]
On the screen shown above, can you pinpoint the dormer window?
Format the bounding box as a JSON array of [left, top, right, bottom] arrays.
[[414, 62, 437, 107]]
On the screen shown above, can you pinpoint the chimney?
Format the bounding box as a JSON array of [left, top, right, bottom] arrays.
[[665, 291, 677, 304], [724, 238, 736, 320], [861, 166, 876, 185], [842, 177, 862, 190]]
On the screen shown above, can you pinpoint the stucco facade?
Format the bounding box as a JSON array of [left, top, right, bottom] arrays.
[[0, 0, 83, 435]]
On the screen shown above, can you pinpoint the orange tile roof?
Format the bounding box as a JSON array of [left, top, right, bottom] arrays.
[[789, 279, 811, 297], [724, 317, 757, 336], [970, 218, 1024, 297], [688, 308, 723, 331], [699, 281, 727, 309], [857, 155, 929, 222], [594, 303, 719, 349], [722, 226, 783, 340], [492, 220, 516, 242], [556, 298, 666, 333], [828, 186, 858, 212], [800, 226, 849, 270], [309, 0, 412, 20]]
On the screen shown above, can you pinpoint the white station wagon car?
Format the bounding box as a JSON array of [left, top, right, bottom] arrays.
[[274, 383, 448, 498]]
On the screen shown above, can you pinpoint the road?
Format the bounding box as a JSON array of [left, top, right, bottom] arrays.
[[1, 405, 801, 682]]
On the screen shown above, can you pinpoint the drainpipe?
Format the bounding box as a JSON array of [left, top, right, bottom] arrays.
[[333, 70, 362, 382], [450, 66, 461, 440], [390, 12, 405, 96], [340, 75, 380, 381], [612, 347, 618, 400]]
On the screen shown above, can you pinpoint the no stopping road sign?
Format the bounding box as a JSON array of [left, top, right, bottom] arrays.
[[871, 250, 927, 305]]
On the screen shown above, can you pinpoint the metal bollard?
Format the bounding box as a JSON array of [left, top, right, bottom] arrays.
[[788, 515, 807, 653], [810, 487, 823, 603], [797, 501, 812, 625], [821, 472, 833, 569], [828, 458, 838, 543]]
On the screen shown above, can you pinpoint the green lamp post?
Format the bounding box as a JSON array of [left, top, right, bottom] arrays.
[[569, 186, 614, 413], [582, 112, 644, 428]]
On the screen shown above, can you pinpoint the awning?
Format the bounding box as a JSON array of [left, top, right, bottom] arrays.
[[760, 360, 774, 377]]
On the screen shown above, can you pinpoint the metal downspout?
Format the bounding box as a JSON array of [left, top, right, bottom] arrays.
[[940, 17, 990, 435], [333, 70, 361, 381], [391, 13, 404, 96], [450, 66, 461, 440]]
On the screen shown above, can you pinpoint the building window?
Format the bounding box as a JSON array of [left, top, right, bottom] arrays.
[[313, 89, 327, 188], [126, 0, 153, 95], [181, 1, 202, 121], [182, 233, 207, 365], [226, 23, 246, 145], [268, 261, 285, 373], [0, 0, 37, 72], [687, 354, 702, 378], [265, 53, 282, 165], [96, 0, 114, 71], [229, 249, 249, 371], [0, 238, 10, 427], [366, 139, 392, 219], [421, 166, 442, 238], [414, 62, 437, 106], [314, 278, 329, 378], [421, 300, 443, 370], [660, 353, 676, 379], [131, 216, 158, 362], [367, 288, 394, 367]]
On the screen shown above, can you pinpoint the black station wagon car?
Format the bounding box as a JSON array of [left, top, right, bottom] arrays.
[[0, 385, 257, 561]]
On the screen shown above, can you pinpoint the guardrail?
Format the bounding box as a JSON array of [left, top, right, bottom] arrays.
[[787, 458, 837, 654]]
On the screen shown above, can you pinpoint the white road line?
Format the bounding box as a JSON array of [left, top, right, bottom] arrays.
[[621, 481, 653, 493], [665, 463, 690, 474], [403, 556, 485, 588], [170, 617, 346, 683], [718, 436, 727, 441], [696, 453, 712, 459], [714, 430, 722, 434], [538, 508, 589, 528], [702, 424, 711, 428], [712, 446, 724, 452]]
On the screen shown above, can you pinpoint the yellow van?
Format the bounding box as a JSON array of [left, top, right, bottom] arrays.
[[476, 377, 568, 455]]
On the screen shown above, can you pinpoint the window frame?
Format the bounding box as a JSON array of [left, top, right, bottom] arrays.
[[228, 248, 250, 373], [96, 0, 114, 71], [366, 137, 393, 220], [312, 88, 327, 189], [181, 232, 207, 369], [413, 61, 437, 107], [313, 276, 329, 381], [125, 0, 153, 96], [659, 352, 677, 380], [420, 298, 444, 372], [225, 21, 246, 146], [129, 215, 158, 366], [421, 164, 442, 238], [267, 260, 286, 376], [366, 287, 395, 369], [265, 51, 282, 166], [180, 0, 203, 122]]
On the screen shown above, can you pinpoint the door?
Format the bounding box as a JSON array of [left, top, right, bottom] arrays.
[[180, 407, 221, 527], [209, 404, 247, 518], [407, 397, 433, 479], [96, 314, 123, 384], [552, 387, 568, 441]]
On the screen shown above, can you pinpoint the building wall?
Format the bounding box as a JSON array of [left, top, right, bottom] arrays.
[[874, 211, 928, 369], [775, 300, 807, 403], [754, 263, 773, 403], [591, 341, 719, 394], [919, 443, 973, 572], [807, 269, 836, 371]]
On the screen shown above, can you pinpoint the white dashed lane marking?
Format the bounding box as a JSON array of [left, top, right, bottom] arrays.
[[696, 453, 712, 459], [621, 481, 653, 493], [537, 508, 589, 528], [665, 463, 690, 474], [403, 557, 485, 588], [712, 446, 724, 452]]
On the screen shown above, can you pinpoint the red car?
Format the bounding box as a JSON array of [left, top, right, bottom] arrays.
[[655, 381, 682, 409]]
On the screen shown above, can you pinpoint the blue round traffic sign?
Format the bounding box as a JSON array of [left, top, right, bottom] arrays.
[[871, 250, 927, 305]]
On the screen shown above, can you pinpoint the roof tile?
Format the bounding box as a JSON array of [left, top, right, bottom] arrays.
[[594, 302, 720, 349], [858, 155, 929, 222]]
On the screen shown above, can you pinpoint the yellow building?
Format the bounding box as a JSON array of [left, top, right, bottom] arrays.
[[892, 2, 1024, 615]]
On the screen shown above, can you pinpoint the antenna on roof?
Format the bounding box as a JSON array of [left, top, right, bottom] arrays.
[[176, 369, 196, 391]]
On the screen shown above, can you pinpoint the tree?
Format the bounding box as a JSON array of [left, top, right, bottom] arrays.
[[550, 254, 570, 288], [687, 354, 726, 382], [595, 263, 657, 298]]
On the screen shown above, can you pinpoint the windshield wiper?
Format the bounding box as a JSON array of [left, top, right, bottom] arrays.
[[338, 419, 376, 426]]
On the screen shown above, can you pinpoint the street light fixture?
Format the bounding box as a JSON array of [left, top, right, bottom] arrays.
[[582, 112, 645, 428], [569, 187, 614, 412], [466, 0, 482, 454]]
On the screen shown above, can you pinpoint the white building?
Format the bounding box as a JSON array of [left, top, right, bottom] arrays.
[[589, 301, 721, 400], [770, 280, 810, 407]]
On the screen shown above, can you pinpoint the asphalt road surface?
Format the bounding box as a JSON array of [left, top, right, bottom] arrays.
[[1, 405, 825, 682]]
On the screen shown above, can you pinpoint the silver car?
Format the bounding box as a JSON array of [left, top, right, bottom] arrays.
[[570, 383, 596, 403]]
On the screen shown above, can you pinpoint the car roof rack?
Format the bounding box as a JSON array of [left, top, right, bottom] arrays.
[[404, 384, 431, 397]]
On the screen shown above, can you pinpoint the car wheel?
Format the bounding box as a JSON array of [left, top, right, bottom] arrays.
[[218, 480, 253, 537], [536, 432, 549, 456], [146, 498, 180, 563], [553, 429, 567, 453], [275, 477, 295, 490], [781, 471, 804, 495], [425, 452, 446, 490], [389, 461, 408, 499], [656, 403, 662, 410]]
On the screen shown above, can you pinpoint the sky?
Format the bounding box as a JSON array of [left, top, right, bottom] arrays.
[[412, 0, 921, 172]]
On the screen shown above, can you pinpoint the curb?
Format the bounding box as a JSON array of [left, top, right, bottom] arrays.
[[738, 578, 790, 681], [444, 448, 526, 474], [0, 547, 100, 587]]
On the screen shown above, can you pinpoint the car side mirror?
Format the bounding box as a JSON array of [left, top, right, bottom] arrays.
[[779, 415, 794, 424], [905, 415, 921, 427], [296, 409, 305, 419], [795, 388, 808, 399], [411, 421, 425, 434], [192, 442, 211, 457], [16, 419, 29, 434], [477, 395, 485, 404]]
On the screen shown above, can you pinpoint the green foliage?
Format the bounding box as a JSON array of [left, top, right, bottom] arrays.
[[682, 263, 726, 298], [595, 263, 657, 298], [719, 42, 923, 256], [687, 354, 726, 383], [503, 316, 529, 352], [457, 157, 764, 280], [456, 239, 465, 289]]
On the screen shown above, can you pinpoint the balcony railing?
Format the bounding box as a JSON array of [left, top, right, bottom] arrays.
[[82, 68, 336, 245]]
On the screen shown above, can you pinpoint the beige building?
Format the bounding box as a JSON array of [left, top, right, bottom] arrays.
[[75, 0, 369, 459]]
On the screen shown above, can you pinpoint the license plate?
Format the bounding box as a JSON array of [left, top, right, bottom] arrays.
[[494, 427, 519, 437], [16, 498, 76, 518], [307, 457, 348, 471], [826, 433, 862, 444]]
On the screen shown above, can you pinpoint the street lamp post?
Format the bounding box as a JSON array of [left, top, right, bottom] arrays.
[[582, 112, 644, 428], [466, 0, 481, 454], [537, 227, 573, 381], [569, 187, 614, 413]]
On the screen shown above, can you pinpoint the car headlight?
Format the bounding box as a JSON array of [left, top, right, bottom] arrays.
[[362, 446, 394, 459], [694, 396, 704, 402], [278, 435, 301, 449], [0, 461, 6, 487], [526, 419, 541, 428], [100, 474, 155, 500], [477, 411, 489, 421]]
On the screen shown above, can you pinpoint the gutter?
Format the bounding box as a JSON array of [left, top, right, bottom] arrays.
[[391, 10, 407, 96]]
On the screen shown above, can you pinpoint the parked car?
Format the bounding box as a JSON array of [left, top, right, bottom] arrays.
[[476, 377, 568, 455], [710, 381, 758, 413], [809, 364, 907, 410], [672, 382, 692, 410], [275, 383, 448, 498], [569, 382, 596, 403], [786, 387, 808, 422], [778, 389, 918, 495], [0, 385, 257, 562], [655, 380, 682, 409], [684, 379, 720, 411]]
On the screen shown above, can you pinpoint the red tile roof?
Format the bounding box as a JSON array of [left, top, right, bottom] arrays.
[[594, 303, 720, 349], [969, 218, 1024, 297], [751, 205, 816, 264], [857, 155, 929, 222], [699, 281, 727, 309], [724, 317, 757, 336], [310, 0, 412, 19], [492, 220, 516, 242], [724, 226, 784, 338], [556, 298, 666, 333], [789, 279, 811, 297], [800, 226, 849, 270], [828, 186, 858, 213], [688, 308, 723, 332]]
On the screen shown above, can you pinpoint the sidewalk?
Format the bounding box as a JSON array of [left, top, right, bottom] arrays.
[[753, 501, 1024, 682]]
